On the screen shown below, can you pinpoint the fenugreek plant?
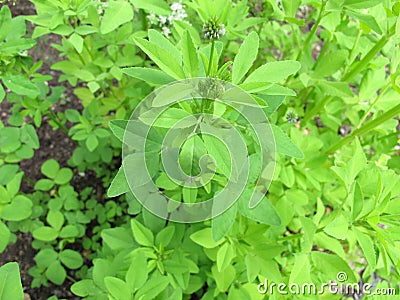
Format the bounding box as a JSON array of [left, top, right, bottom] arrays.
[[0, 0, 399, 299]]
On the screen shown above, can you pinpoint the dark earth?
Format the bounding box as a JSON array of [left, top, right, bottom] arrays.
[[0, 1, 101, 299]]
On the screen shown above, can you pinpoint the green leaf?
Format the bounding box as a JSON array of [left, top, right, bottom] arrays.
[[232, 32, 259, 84], [20, 125, 39, 149], [201, 133, 231, 178], [314, 232, 346, 259], [109, 119, 127, 142], [179, 135, 207, 176], [126, 250, 148, 290], [323, 214, 349, 239], [41, 159, 60, 179], [238, 191, 281, 226], [107, 165, 130, 197], [217, 243, 235, 272], [289, 253, 311, 285], [131, 219, 154, 247], [311, 252, 357, 283], [35, 249, 58, 269], [317, 80, 353, 97], [71, 280, 97, 297], [313, 50, 348, 78], [182, 30, 198, 77], [60, 249, 84, 269], [140, 108, 196, 129], [351, 182, 363, 221], [55, 168, 73, 185], [0, 221, 11, 252], [135, 274, 169, 299], [282, 0, 301, 17], [211, 264, 236, 293], [1, 195, 32, 221], [190, 228, 225, 248], [59, 225, 79, 238], [331, 139, 367, 189], [148, 29, 181, 63], [152, 82, 193, 107], [129, 0, 171, 15], [33, 226, 58, 242], [100, 1, 134, 34], [46, 261, 66, 285], [65, 109, 81, 122], [271, 125, 304, 158], [133, 37, 185, 80], [46, 210, 64, 231], [105, 277, 131, 300], [122, 67, 175, 85], [2, 75, 40, 97], [182, 186, 198, 203], [156, 173, 179, 190], [348, 139, 367, 181], [0, 262, 23, 300], [0, 84, 5, 103], [0, 6, 12, 41], [68, 33, 84, 53], [245, 60, 301, 83], [352, 227, 376, 269], [212, 203, 237, 242], [34, 179, 55, 191], [346, 11, 382, 34], [300, 216, 317, 252], [6, 173, 22, 199], [344, 0, 382, 9], [228, 286, 251, 300], [0, 38, 36, 54], [86, 133, 99, 152], [155, 226, 175, 247], [101, 227, 136, 250], [75, 25, 98, 35]]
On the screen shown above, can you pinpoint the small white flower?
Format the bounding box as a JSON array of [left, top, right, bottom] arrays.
[[162, 26, 171, 37], [203, 19, 226, 40], [159, 15, 167, 24], [170, 2, 183, 11], [147, 12, 158, 24], [219, 25, 226, 36]]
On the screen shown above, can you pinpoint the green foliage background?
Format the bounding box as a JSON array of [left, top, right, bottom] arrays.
[[0, 0, 400, 299]]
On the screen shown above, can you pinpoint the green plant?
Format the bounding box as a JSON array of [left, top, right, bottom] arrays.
[[0, 0, 399, 299], [0, 262, 24, 300]]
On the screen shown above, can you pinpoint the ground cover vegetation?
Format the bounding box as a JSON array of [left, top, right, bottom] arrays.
[[0, 0, 400, 299]]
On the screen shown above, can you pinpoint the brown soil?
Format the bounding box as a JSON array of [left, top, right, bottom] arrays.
[[0, 1, 92, 299]]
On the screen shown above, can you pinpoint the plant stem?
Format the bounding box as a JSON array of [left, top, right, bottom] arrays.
[[356, 81, 390, 129], [342, 33, 391, 82], [47, 110, 69, 135], [66, 275, 77, 283], [296, 0, 327, 61], [326, 103, 400, 153], [302, 95, 334, 124], [207, 39, 215, 77], [343, 29, 362, 75], [303, 27, 395, 124], [312, 38, 330, 71]]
